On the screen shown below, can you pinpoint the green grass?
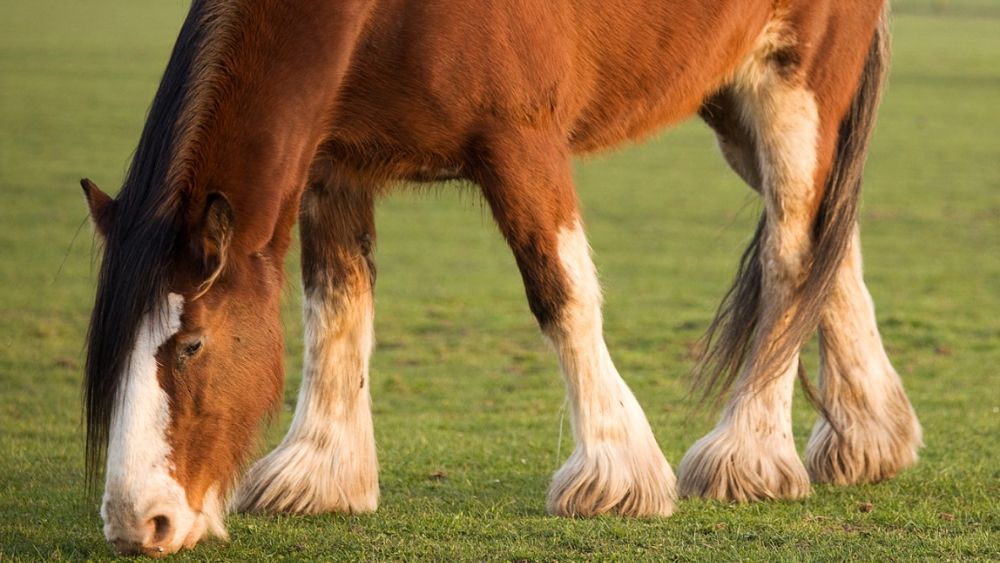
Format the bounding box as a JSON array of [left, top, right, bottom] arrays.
[[1, 1, 998, 560]]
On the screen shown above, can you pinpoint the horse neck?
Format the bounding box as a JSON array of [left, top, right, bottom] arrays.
[[176, 1, 375, 258]]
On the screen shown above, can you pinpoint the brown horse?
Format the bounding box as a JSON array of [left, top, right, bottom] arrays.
[[82, 0, 921, 556]]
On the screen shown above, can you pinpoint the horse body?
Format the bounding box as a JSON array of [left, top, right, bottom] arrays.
[[321, 0, 772, 180], [82, 0, 921, 556]]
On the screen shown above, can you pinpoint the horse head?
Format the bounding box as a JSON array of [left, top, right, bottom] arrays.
[[83, 179, 284, 556]]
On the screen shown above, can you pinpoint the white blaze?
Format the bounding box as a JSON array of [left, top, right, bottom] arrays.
[[100, 293, 200, 549]]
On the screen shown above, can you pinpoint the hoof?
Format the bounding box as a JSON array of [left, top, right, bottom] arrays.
[[235, 437, 378, 515], [677, 426, 810, 502], [547, 441, 676, 517], [806, 402, 922, 486]]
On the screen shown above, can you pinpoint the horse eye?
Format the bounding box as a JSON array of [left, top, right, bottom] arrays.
[[181, 339, 203, 358]]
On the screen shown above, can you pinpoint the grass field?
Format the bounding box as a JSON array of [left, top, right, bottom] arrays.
[[1, 1, 998, 560]]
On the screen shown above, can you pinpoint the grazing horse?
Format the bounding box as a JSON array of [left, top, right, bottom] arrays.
[[82, 0, 921, 556]]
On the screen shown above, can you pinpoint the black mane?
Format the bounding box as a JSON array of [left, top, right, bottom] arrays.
[[84, 2, 210, 485]]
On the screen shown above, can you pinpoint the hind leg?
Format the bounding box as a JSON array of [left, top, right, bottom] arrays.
[[474, 128, 675, 517], [678, 72, 828, 501], [236, 171, 378, 514], [806, 228, 922, 485]]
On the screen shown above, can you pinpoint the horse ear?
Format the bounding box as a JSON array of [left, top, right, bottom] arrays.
[[81, 178, 114, 238], [192, 192, 234, 300]]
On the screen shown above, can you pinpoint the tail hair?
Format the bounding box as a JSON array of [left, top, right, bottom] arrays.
[[694, 6, 891, 404]]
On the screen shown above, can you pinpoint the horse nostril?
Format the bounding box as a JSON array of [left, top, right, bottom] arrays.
[[148, 514, 173, 544]]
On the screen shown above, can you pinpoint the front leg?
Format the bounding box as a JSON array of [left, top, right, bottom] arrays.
[[236, 177, 378, 514], [475, 128, 676, 517]]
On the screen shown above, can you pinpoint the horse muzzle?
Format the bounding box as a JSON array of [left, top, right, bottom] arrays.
[[101, 483, 204, 557]]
